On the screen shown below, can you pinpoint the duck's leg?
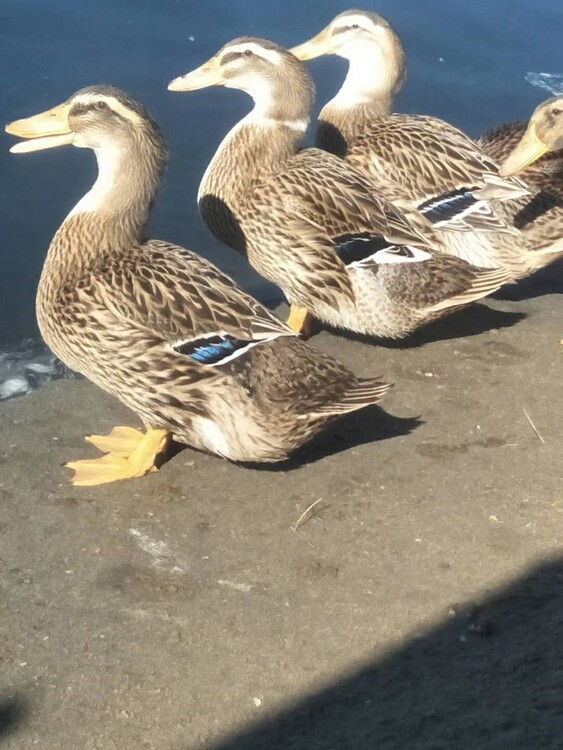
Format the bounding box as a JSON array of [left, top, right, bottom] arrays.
[[287, 305, 315, 338], [66, 426, 170, 487]]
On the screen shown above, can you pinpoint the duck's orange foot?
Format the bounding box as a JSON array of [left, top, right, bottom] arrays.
[[66, 426, 170, 486]]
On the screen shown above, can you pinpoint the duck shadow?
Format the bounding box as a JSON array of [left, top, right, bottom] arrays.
[[244, 406, 422, 472], [166, 407, 421, 472], [321, 302, 526, 350], [493, 257, 563, 302], [0, 696, 29, 740]]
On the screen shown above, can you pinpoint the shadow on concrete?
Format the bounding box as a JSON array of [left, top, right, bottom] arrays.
[[494, 257, 563, 302], [167, 407, 421, 472], [0, 696, 28, 740], [323, 303, 526, 350], [277, 406, 421, 471], [197, 556, 563, 750], [238, 407, 420, 473]]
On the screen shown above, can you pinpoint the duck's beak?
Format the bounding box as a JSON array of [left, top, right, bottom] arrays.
[[6, 102, 74, 154], [290, 29, 335, 61], [168, 56, 224, 92], [499, 125, 548, 177]]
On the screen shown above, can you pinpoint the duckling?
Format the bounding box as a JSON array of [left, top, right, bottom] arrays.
[[168, 38, 508, 339], [291, 10, 563, 277], [6, 85, 391, 485]]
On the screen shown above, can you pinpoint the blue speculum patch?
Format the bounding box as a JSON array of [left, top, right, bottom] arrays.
[[175, 336, 252, 366]]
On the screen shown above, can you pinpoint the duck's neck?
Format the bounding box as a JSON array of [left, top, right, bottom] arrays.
[[42, 135, 165, 285], [198, 93, 310, 251], [317, 44, 403, 156]]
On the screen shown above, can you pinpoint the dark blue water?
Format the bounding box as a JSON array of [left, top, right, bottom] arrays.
[[1, 0, 561, 347]]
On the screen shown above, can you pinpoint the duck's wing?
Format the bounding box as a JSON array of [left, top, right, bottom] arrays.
[[348, 114, 529, 234], [244, 147, 435, 310], [287, 148, 431, 247], [87, 241, 293, 367], [378, 254, 510, 313]]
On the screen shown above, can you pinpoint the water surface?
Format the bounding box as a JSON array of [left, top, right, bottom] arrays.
[[1, 0, 561, 347]]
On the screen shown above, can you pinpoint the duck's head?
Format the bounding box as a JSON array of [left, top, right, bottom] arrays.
[[290, 10, 406, 105], [168, 37, 314, 122], [6, 85, 164, 155], [499, 97, 563, 177]]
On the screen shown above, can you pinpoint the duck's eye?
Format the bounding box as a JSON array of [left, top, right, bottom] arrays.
[[244, 49, 253, 57], [94, 101, 108, 111], [552, 108, 562, 116], [351, 24, 360, 29]]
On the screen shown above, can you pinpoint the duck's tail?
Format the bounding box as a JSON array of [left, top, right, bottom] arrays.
[[311, 378, 392, 417], [426, 266, 510, 313]]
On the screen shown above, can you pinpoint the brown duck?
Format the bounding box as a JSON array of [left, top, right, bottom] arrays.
[[5, 85, 391, 485], [169, 37, 508, 338], [291, 10, 563, 277]]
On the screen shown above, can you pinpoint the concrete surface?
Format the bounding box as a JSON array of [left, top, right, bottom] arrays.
[[0, 270, 562, 749]]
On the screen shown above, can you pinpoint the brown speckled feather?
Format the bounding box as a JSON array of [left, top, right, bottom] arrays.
[[316, 109, 553, 276], [343, 115, 519, 213], [237, 146, 432, 311], [379, 254, 502, 309], [92, 240, 290, 344]]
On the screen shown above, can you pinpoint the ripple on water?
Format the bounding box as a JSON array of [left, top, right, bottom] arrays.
[[525, 72, 563, 96], [0, 339, 77, 402]]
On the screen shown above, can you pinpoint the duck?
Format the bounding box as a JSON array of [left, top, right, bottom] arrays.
[[498, 97, 563, 179], [168, 37, 508, 340], [497, 97, 563, 255], [477, 113, 563, 200], [290, 10, 563, 278], [5, 85, 392, 486]]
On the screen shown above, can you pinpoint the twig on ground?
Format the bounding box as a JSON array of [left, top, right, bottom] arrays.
[[523, 408, 545, 444], [291, 498, 325, 533], [293, 529, 315, 549]]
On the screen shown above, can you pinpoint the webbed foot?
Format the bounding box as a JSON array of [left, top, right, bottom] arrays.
[[66, 426, 170, 486]]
